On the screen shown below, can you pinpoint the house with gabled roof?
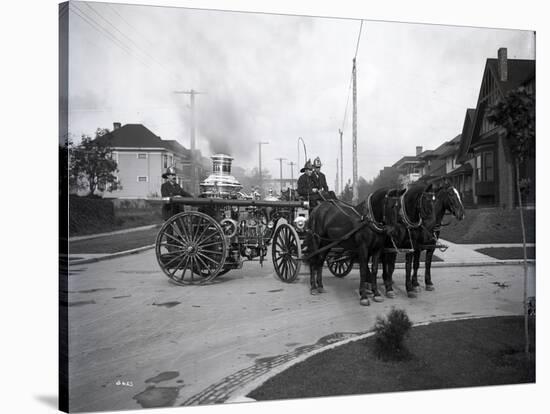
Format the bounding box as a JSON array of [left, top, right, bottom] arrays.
[[456, 48, 535, 208], [392, 146, 424, 187], [96, 123, 208, 198]]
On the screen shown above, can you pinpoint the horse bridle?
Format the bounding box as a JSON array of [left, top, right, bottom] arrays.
[[399, 190, 434, 229]]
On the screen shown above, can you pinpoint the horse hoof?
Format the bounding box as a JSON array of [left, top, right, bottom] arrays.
[[360, 298, 370, 306], [373, 295, 384, 303], [317, 287, 327, 294], [386, 290, 396, 299], [407, 291, 417, 298], [310, 289, 319, 296], [425, 285, 435, 291], [412, 285, 420, 292]]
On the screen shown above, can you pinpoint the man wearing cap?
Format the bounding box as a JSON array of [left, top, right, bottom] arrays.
[[312, 157, 329, 193], [161, 166, 193, 220], [297, 159, 322, 208]]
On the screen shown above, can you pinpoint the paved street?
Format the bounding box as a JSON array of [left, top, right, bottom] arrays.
[[66, 247, 531, 412]]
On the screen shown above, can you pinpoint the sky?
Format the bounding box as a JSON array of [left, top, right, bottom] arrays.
[[65, 0, 535, 187]]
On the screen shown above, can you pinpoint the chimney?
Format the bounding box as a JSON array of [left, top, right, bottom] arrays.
[[113, 122, 121, 130], [498, 48, 508, 82], [416, 146, 423, 156]]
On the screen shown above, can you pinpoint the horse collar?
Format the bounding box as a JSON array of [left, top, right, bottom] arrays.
[[366, 193, 385, 232], [400, 190, 422, 229]]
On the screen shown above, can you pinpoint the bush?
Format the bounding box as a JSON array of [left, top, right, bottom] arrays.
[[373, 307, 413, 360]]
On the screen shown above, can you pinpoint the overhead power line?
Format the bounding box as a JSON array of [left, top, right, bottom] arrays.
[[70, 3, 154, 71], [341, 20, 364, 133], [354, 20, 364, 59], [84, 2, 182, 82]]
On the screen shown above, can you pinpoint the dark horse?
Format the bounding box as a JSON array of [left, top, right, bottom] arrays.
[[304, 188, 400, 305], [405, 182, 465, 292], [379, 183, 436, 298]]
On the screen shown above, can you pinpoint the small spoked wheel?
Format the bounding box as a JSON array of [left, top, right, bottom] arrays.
[[326, 254, 354, 278], [272, 223, 302, 283], [156, 212, 227, 285]]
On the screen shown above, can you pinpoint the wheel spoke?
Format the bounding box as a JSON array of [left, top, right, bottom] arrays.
[[159, 242, 185, 251], [170, 255, 188, 277], [170, 221, 187, 242], [195, 229, 221, 245], [199, 248, 224, 256], [287, 257, 296, 274], [162, 252, 186, 268], [193, 221, 211, 245], [179, 215, 194, 241], [192, 217, 204, 242], [180, 255, 193, 279], [164, 232, 184, 245], [196, 252, 221, 266], [198, 240, 226, 249], [195, 254, 211, 275]]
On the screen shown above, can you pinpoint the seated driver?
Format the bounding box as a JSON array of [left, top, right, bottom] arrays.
[[161, 167, 193, 220], [297, 159, 322, 208]]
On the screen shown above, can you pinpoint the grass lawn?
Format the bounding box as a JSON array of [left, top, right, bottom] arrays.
[[476, 247, 536, 260], [439, 208, 535, 244], [249, 316, 535, 401], [69, 227, 160, 254]]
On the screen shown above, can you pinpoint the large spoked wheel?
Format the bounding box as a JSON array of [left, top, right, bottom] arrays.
[[272, 223, 302, 283], [326, 254, 354, 278], [156, 212, 227, 285]]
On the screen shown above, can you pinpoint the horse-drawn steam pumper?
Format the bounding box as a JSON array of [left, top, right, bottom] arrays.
[[155, 154, 310, 285]]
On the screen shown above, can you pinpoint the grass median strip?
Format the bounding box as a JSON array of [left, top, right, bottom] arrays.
[[249, 315, 535, 401], [69, 227, 160, 254], [475, 246, 536, 260]]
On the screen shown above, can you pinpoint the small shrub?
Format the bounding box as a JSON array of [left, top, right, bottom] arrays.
[[373, 307, 413, 360]]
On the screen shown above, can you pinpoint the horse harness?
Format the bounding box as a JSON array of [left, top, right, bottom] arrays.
[[308, 191, 390, 247], [393, 189, 437, 252]]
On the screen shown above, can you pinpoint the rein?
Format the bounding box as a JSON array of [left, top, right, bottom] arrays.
[[318, 192, 362, 221]]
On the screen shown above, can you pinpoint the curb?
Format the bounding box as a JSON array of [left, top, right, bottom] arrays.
[[224, 314, 499, 404], [68, 244, 536, 267], [69, 245, 155, 265], [69, 224, 161, 242]]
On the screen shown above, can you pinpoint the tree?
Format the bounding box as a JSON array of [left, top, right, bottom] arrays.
[[357, 176, 374, 201], [341, 180, 353, 203], [69, 129, 121, 196], [372, 166, 402, 191], [487, 86, 535, 357]]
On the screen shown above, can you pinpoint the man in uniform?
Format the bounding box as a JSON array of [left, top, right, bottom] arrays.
[[312, 157, 329, 192], [297, 159, 322, 208], [161, 166, 193, 220]]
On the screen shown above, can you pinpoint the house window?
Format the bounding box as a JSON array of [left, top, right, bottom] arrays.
[[163, 154, 168, 168], [475, 152, 494, 182], [137, 153, 147, 159], [137, 176, 148, 182], [483, 152, 494, 182]]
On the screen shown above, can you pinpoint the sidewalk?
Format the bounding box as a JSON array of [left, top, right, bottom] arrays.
[[66, 228, 536, 268]]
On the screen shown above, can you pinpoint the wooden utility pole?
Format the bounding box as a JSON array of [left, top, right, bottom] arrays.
[[275, 157, 287, 193], [288, 161, 296, 188], [338, 128, 343, 195], [258, 141, 269, 195], [352, 58, 358, 203], [174, 89, 204, 193], [336, 158, 339, 194]]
